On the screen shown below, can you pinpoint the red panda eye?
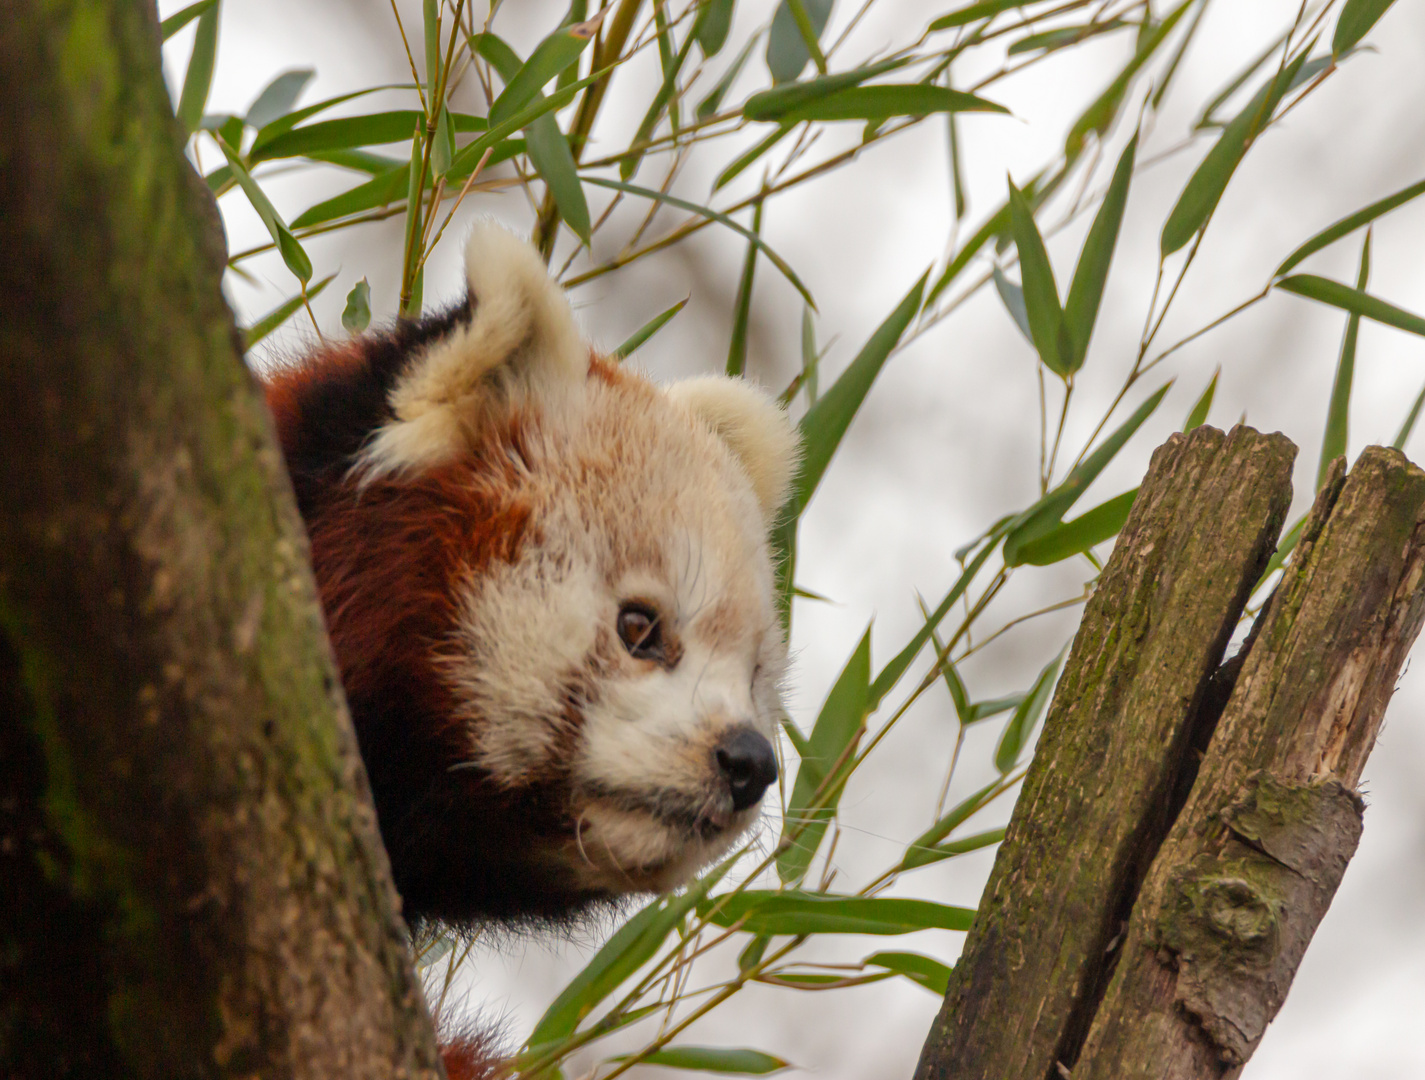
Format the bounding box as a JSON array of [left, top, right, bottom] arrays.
[[617, 603, 664, 661]]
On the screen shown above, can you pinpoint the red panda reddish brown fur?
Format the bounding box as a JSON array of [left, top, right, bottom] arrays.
[[260, 222, 799, 1072]]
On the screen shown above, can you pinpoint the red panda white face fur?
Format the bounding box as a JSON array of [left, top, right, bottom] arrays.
[[263, 222, 798, 927]]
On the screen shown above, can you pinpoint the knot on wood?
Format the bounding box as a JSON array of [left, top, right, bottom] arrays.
[[1199, 877, 1274, 945]]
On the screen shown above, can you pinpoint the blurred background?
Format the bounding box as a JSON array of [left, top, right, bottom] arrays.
[[162, 1, 1425, 1076]]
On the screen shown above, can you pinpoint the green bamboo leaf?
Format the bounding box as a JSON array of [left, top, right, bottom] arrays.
[[799, 305, 821, 404], [714, 124, 795, 192], [1152, 0, 1210, 110], [899, 779, 999, 871], [927, 202, 1010, 305], [250, 84, 413, 153], [1195, 29, 1290, 129], [252, 111, 485, 164], [776, 627, 870, 884], [965, 693, 1024, 723], [1065, 0, 1194, 159], [1012, 489, 1137, 566], [244, 69, 315, 129], [1184, 368, 1218, 430], [900, 827, 1008, 872], [610, 1047, 791, 1075], [341, 277, 372, 334], [623, 30, 698, 180], [242, 273, 335, 349], [946, 74, 966, 221], [695, 0, 738, 56], [767, 0, 833, 83], [867, 535, 999, 711], [613, 296, 689, 360], [216, 138, 312, 282], [176, 4, 220, 136], [699, 31, 761, 119], [525, 857, 736, 1052], [727, 197, 765, 376], [422, 0, 441, 90], [446, 65, 603, 176], [742, 58, 909, 120], [772, 83, 1008, 123], [289, 164, 407, 229], [1334, 0, 1398, 55], [792, 271, 927, 513], [1002, 383, 1171, 564], [431, 106, 454, 176], [1161, 49, 1310, 255], [1319, 231, 1371, 490], [992, 267, 1032, 344], [1007, 20, 1132, 56], [485, 21, 598, 128], [704, 891, 976, 936], [304, 149, 406, 175], [737, 934, 770, 973], [1253, 513, 1306, 594], [780, 716, 811, 759], [994, 648, 1064, 773], [864, 951, 954, 995], [1008, 181, 1070, 377], [1063, 133, 1136, 372], [929, 0, 1034, 29], [583, 176, 814, 308], [160, 0, 217, 41], [1276, 175, 1425, 277], [1276, 274, 1425, 337], [1393, 382, 1425, 450]]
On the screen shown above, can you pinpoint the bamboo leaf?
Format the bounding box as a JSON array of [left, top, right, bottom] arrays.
[[929, 0, 1034, 29], [1012, 489, 1137, 566], [766, 0, 833, 83], [770, 83, 1008, 123], [1184, 368, 1218, 430], [1334, 0, 1398, 55], [699, 31, 761, 119], [613, 296, 689, 360], [1008, 181, 1070, 377], [524, 857, 736, 1052], [994, 648, 1064, 773], [622, 30, 698, 180], [1007, 20, 1132, 56], [1002, 384, 1170, 564], [927, 203, 1009, 305], [252, 111, 485, 164], [899, 779, 999, 871], [792, 271, 927, 513], [216, 138, 312, 282], [1253, 513, 1306, 593], [250, 84, 413, 153], [1276, 175, 1425, 276], [727, 197, 765, 376], [611, 1047, 791, 1075], [161, 0, 217, 40], [176, 4, 220, 136], [583, 176, 813, 307], [694, 0, 737, 56], [714, 124, 795, 191], [1161, 49, 1310, 255], [1063, 133, 1136, 372], [341, 277, 372, 334], [777, 628, 871, 884], [1065, 0, 1194, 159], [742, 58, 908, 120], [1195, 28, 1291, 129], [244, 69, 315, 128], [703, 891, 976, 935], [1276, 273, 1425, 337], [1392, 382, 1425, 450], [900, 827, 1008, 872], [1318, 231, 1371, 490], [864, 951, 954, 995], [242, 273, 335, 350], [992, 267, 1032, 344], [446, 67, 604, 177], [485, 21, 597, 128]]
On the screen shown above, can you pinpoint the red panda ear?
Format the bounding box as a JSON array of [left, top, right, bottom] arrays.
[[664, 376, 801, 527], [357, 220, 588, 479]]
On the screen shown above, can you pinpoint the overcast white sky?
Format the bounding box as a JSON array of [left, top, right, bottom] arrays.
[[165, 1, 1425, 1076]]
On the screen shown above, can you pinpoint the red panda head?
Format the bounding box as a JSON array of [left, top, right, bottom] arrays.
[[262, 222, 799, 926]]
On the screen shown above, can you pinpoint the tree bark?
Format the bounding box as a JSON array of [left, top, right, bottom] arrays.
[[0, 4, 442, 1078], [914, 432, 1425, 1080]]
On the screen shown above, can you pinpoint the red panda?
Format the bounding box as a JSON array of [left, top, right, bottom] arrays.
[[261, 222, 798, 1072]]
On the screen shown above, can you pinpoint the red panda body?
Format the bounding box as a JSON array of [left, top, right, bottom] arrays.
[[260, 224, 799, 945]]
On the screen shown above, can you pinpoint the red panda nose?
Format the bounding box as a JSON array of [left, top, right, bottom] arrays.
[[715, 728, 779, 812]]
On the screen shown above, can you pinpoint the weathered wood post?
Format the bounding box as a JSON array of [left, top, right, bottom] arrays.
[[914, 428, 1425, 1080]]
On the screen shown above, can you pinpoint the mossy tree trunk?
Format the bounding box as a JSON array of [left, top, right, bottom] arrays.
[[0, 3, 442, 1078], [914, 429, 1425, 1080]]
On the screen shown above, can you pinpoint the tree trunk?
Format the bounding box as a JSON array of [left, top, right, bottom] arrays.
[[914, 429, 1425, 1080], [0, 4, 442, 1078]]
